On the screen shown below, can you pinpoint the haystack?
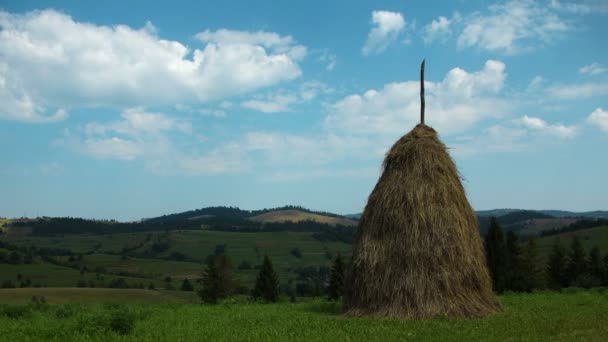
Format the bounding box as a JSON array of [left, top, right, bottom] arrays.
[[343, 60, 500, 319]]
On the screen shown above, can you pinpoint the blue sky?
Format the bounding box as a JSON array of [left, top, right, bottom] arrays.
[[1, 0, 607, 220]]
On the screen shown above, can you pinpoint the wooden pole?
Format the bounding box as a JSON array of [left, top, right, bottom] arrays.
[[420, 59, 425, 125]]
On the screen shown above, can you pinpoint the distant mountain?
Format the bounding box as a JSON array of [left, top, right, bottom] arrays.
[[537, 210, 608, 219], [250, 210, 357, 226], [476, 209, 608, 219]]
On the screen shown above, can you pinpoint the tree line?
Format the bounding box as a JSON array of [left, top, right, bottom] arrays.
[[484, 217, 608, 293], [198, 251, 346, 304]]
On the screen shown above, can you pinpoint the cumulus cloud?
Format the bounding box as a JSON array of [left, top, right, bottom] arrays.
[[579, 63, 608, 76], [69, 108, 246, 174], [547, 82, 608, 99], [0, 9, 305, 123], [242, 95, 298, 113], [516, 115, 578, 138], [457, 0, 570, 54], [422, 13, 461, 44], [362, 10, 406, 55], [317, 50, 337, 71], [325, 60, 510, 136], [241, 81, 333, 113], [587, 108, 608, 133], [549, 0, 608, 15]]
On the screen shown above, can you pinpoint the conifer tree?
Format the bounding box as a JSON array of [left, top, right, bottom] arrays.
[[252, 255, 279, 302], [567, 237, 587, 284], [602, 254, 608, 286], [199, 255, 236, 303], [505, 230, 525, 291], [547, 239, 569, 289], [588, 246, 602, 281], [484, 217, 506, 293], [181, 278, 194, 291], [328, 254, 345, 300], [199, 257, 221, 304], [520, 237, 545, 291]]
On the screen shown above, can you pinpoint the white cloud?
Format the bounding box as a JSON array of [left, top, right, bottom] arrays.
[[528, 76, 544, 90], [242, 95, 298, 113], [325, 60, 510, 136], [547, 82, 608, 99], [457, 0, 570, 54], [516, 115, 578, 138], [84, 107, 191, 136], [82, 137, 142, 160], [423, 13, 461, 44], [550, 0, 608, 15], [579, 63, 608, 76], [195, 29, 307, 61], [0, 10, 304, 123], [198, 108, 226, 118], [71, 108, 245, 174], [449, 125, 529, 156], [241, 81, 333, 113], [244, 132, 373, 166], [362, 10, 406, 55], [318, 50, 337, 71], [587, 108, 608, 133]]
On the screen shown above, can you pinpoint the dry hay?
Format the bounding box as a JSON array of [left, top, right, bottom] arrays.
[[343, 124, 500, 319]]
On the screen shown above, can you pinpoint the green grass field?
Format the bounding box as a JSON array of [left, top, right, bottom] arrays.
[[0, 262, 167, 289], [537, 226, 608, 259], [0, 288, 198, 304], [3, 226, 607, 290], [2, 230, 352, 288], [0, 290, 606, 341]]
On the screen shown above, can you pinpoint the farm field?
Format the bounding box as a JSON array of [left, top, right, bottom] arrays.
[[536, 226, 608, 259], [0, 290, 606, 341], [0, 288, 198, 304], [1, 230, 352, 288], [3, 225, 608, 289]]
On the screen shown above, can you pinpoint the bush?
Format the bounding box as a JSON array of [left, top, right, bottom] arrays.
[[238, 261, 252, 270], [1, 280, 15, 288], [109, 310, 137, 335], [0, 305, 32, 319], [75, 305, 138, 336], [54, 304, 80, 319], [290, 248, 302, 259], [572, 274, 601, 289], [181, 278, 194, 291]]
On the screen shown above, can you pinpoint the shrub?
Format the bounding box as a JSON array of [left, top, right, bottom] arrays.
[[572, 274, 601, 289], [54, 304, 80, 319], [180, 278, 194, 291], [291, 248, 302, 259], [109, 310, 137, 335], [0, 305, 32, 319], [238, 261, 252, 270]]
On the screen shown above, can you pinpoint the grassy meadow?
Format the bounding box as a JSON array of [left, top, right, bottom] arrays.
[[0, 289, 607, 341], [2, 229, 351, 288]]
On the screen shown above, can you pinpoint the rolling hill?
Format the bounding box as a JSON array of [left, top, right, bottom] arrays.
[[250, 209, 357, 226]]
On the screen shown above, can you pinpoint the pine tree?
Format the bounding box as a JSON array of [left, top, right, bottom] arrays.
[[252, 255, 279, 303], [181, 278, 194, 291], [199, 257, 220, 303], [198, 255, 236, 303], [484, 217, 507, 293], [505, 230, 525, 291], [520, 237, 545, 291], [588, 246, 602, 281], [567, 237, 587, 285], [547, 239, 569, 289], [328, 254, 345, 300], [602, 254, 608, 286]]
